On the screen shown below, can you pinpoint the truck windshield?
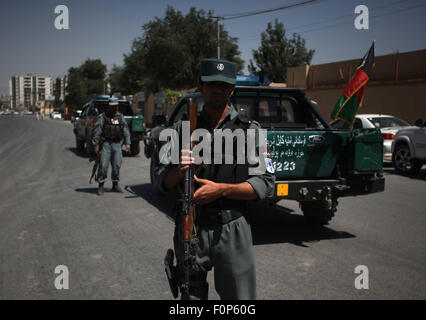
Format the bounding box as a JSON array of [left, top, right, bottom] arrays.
[[92, 101, 134, 116], [119, 102, 134, 116], [232, 94, 311, 128], [368, 117, 409, 128], [93, 101, 109, 114]]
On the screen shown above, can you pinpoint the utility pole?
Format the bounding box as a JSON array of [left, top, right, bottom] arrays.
[[211, 16, 223, 59]]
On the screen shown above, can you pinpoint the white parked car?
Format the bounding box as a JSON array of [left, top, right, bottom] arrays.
[[330, 114, 410, 162], [51, 111, 62, 119], [392, 119, 426, 174]]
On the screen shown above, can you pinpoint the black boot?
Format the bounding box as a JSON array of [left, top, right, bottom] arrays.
[[97, 183, 104, 196], [112, 182, 123, 193]]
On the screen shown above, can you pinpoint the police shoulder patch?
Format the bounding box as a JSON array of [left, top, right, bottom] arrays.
[[265, 157, 275, 174]]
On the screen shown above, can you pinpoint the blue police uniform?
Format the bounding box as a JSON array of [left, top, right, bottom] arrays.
[[92, 109, 130, 193]]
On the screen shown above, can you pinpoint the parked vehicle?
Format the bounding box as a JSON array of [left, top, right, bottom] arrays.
[[71, 110, 83, 123], [391, 119, 426, 174], [145, 78, 385, 225], [51, 111, 62, 119], [73, 95, 146, 156], [330, 114, 410, 162]]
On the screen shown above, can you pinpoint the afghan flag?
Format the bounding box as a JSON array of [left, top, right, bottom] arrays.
[[331, 42, 375, 125]]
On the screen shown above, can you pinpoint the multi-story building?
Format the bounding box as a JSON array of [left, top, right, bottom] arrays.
[[0, 94, 9, 109], [54, 76, 67, 102], [9, 75, 54, 110]]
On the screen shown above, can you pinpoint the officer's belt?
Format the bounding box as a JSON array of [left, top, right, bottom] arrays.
[[197, 206, 244, 225]]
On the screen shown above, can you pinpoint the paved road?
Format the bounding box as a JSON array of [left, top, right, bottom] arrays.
[[0, 116, 425, 299]]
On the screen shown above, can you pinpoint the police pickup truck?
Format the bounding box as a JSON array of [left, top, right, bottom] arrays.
[[73, 95, 145, 156], [145, 77, 385, 225]]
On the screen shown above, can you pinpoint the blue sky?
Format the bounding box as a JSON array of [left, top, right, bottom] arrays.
[[1, 0, 426, 95]]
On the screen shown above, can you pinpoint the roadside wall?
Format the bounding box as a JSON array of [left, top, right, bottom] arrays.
[[288, 49, 426, 123]]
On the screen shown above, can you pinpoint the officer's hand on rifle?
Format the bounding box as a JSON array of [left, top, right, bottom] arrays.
[[163, 149, 194, 190], [180, 149, 194, 171], [125, 145, 130, 152]]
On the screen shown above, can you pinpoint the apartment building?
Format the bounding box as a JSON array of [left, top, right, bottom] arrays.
[[9, 75, 54, 109], [54, 76, 67, 101]]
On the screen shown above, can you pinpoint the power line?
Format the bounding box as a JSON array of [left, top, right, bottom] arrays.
[[286, 0, 409, 33], [236, 0, 426, 42], [212, 0, 325, 58], [297, 2, 426, 34], [217, 0, 326, 20]]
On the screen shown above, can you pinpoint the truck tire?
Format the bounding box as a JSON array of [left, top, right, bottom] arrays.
[[130, 140, 140, 156], [300, 199, 337, 226], [75, 136, 85, 151], [392, 143, 422, 174]]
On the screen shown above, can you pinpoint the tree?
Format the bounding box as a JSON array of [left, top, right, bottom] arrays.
[[108, 64, 124, 94], [249, 19, 315, 83], [80, 58, 107, 94], [64, 67, 85, 106], [65, 58, 107, 106], [120, 6, 244, 92]]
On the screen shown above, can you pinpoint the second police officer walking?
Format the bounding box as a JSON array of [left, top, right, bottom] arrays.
[[92, 98, 131, 196], [156, 58, 275, 299]]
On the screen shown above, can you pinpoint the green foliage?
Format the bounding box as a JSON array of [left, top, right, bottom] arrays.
[[65, 59, 107, 106], [119, 6, 243, 93], [108, 65, 124, 94], [249, 19, 315, 83], [163, 88, 185, 104]]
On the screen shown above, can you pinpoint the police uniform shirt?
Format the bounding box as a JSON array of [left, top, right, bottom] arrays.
[[155, 104, 275, 201], [92, 112, 131, 148]]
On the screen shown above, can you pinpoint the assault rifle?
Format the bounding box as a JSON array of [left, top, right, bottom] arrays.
[[89, 138, 104, 184], [165, 98, 198, 299]]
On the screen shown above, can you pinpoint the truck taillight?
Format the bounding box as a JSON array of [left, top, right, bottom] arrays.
[[143, 119, 146, 129], [91, 119, 97, 125], [381, 133, 395, 140]]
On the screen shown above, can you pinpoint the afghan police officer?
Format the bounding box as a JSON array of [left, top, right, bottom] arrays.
[[92, 98, 131, 196], [156, 59, 275, 299]]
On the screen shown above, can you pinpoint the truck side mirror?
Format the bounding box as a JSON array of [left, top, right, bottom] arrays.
[[414, 119, 424, 127]]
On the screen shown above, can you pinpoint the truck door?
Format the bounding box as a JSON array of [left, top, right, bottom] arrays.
[[233, 92, 348, 180], [414, 126, 426, 158]]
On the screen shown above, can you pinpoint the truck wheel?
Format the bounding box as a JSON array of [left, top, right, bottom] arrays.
[[300, 199, 337, 226], [130, 140, 140, 156], [392, 144, 422, 174], [75, 136, 85, 151]]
